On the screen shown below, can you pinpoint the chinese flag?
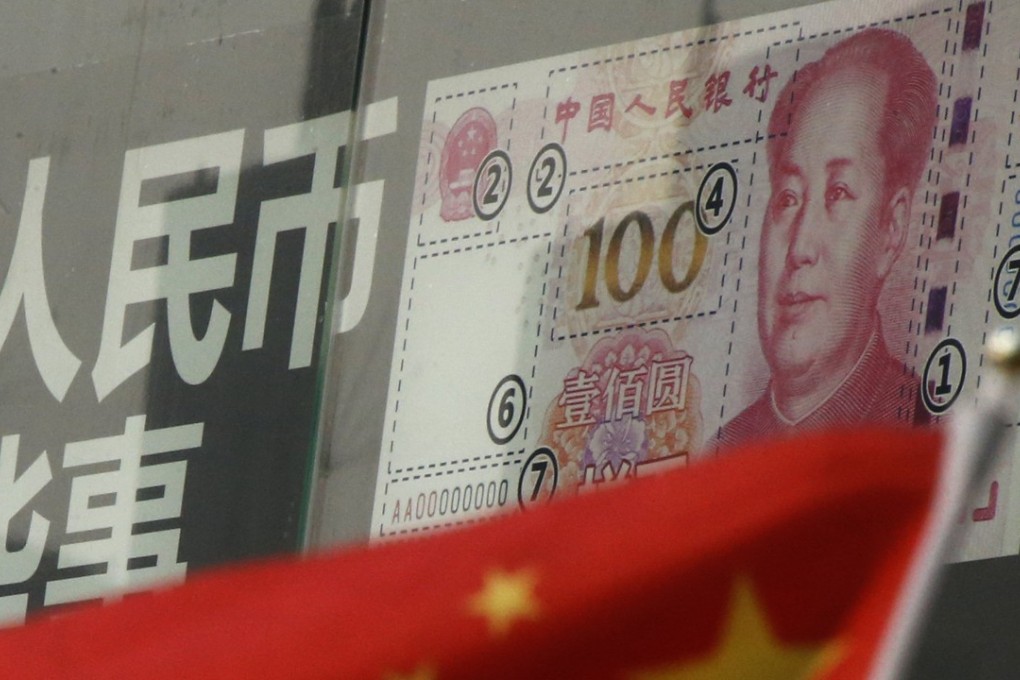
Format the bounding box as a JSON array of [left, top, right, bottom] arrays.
[[0, 427, 943, 679]]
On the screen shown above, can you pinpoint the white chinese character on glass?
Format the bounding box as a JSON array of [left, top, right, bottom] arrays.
[[45, 415, 203, 607], [0, 434, 51, 624], [244, 112, 349, 367], [92, 131, 243, 400], [0, 158, 81, 401]]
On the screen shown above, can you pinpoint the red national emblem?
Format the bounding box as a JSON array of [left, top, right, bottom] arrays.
[[704, 71, 733, 114], [439, 107, 498, 222]]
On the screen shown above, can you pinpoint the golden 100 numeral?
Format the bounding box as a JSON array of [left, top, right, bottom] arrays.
[[576, 201, 707, 310]]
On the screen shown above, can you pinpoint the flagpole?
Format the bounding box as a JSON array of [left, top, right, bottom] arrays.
[[872, 329, 1018, 680]]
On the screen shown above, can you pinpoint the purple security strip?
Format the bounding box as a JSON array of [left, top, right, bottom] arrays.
[[925, 286, 948, 334], [937, 191, 960, 241], [950, 97, 972, 146], [963, 2, 986, 51]]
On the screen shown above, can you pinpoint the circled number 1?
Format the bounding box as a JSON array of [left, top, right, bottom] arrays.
[[921, 338, 966, 414]]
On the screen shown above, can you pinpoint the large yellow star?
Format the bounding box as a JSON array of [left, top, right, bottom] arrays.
[[467, 567, 541, 636], [631, 579, 840, 680]]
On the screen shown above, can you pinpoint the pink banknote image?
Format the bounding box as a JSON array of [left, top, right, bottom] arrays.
[[439, 107, 498, 221], [717, 29, 936, 448]]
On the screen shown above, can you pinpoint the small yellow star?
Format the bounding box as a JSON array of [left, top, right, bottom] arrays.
[[381, 664, 436, 680], [467, 567, 541, 636], [631, 579, 840, 680]]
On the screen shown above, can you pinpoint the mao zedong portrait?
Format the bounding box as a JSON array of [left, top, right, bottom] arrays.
[[717, 29, 936, 448]]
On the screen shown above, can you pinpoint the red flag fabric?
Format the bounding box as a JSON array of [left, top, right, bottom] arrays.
[[0, 426, 943, 679]]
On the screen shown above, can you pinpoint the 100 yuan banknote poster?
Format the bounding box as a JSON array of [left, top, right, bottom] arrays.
[[367, 0, 1018, 562]]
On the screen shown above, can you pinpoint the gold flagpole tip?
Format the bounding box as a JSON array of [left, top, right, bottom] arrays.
[[987, 329, 1020, 376]]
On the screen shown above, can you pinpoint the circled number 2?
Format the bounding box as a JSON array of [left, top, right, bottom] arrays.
[[527, 142, 567, 214], [487, 374, 526, 445], [473, 149, 512, 221], [517, 448, 559, 510]]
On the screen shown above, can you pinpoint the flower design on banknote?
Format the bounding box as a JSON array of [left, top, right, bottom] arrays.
[[541, 328, 703, 493], [645, 406, 690, 461], [583, 415, 648, 478], [439, 107, 497, 222]]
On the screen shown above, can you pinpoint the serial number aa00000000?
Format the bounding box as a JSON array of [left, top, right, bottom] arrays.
[[388, 479, 511, 526]]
